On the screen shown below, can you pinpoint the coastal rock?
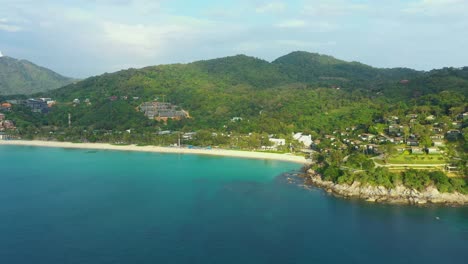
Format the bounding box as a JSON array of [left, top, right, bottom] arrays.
[[306, 171, 468, 206]]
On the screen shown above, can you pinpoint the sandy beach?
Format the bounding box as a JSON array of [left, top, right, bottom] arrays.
[[0, 140, 309, 164]]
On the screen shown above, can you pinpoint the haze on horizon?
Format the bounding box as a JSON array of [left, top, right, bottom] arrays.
[[1, 0, 467, 78]]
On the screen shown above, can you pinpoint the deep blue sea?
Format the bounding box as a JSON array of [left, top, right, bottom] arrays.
[[0, 145, 467, 264]]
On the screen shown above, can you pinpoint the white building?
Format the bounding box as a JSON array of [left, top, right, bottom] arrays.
[[293, 133, 313, 148], [269, 138, 286, 147]]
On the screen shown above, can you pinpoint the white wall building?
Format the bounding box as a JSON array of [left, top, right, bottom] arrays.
[[269, 138, 286, 147], [293, 133, 313, 147]]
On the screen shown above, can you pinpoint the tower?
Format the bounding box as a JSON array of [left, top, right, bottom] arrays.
[[68, 113, 71, 128]]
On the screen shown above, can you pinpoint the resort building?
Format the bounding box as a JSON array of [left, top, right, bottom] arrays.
[[139, 101, 189, 121]]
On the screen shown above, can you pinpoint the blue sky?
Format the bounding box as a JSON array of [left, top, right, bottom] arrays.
[[1, 0, 467, 78]]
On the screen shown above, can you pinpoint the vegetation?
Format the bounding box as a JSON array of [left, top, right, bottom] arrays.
[[313, 153, 468, 194], [0, 56, 73, 95]]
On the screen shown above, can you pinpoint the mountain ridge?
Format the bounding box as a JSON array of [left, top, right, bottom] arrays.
[[0, 56, 74, 95]]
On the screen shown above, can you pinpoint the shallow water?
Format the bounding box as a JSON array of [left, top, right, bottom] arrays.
[[0, 146, 467, 264]]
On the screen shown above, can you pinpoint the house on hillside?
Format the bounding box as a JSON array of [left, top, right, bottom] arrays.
[[411, 147, 424, 154], [1, 120, 15, 130], [431, 134, 444, 140], [388, 125, 404, 135], [386, 116, 400, 125], [446, 130, 461, 140], [407, 139, 419, 146], [1, 102, 12, 111], [433, 140, 445, 147], [0, 113, 4, 121], [26, 99, 48, 113], [426, 147, 440, 155], [360, 134, 376, 141], [293, 133, 313, 148]]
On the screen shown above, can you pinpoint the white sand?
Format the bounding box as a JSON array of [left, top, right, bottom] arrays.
[[0, 140, 309, 164]]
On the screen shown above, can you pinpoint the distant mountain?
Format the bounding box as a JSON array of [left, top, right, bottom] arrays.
[[0, 56, 74, 95]]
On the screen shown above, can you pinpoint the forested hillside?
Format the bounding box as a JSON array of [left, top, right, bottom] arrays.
[[1, 51, 466, 137], [0, 56, 73, 95]]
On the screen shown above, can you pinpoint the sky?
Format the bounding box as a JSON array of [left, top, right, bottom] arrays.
[[0, 0, 467, 78]]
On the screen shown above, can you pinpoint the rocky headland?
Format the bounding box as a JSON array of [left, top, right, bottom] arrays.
[[306, 169, 468, 205]]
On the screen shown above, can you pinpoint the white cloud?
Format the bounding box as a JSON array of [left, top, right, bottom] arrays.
[[303, 0, 369, 17], [276, 19, 306, 28], [403, 0, 468, 16], [0, 24, 22, 32], [100, 17, 215, 58], [256, 2, 287, 14], [0, 18, 22, 32], [276, 40, 336, 48], [276, 20, 337, 32]]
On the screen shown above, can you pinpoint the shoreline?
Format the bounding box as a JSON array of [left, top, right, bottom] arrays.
[[305, 169, 468, 206], [0, 140, 309, 164]]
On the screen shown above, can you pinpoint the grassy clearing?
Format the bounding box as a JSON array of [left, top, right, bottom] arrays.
[[387, 153, 447, 165]]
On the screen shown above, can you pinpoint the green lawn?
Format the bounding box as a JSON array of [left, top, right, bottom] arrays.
[[386, 153, 447, 165]]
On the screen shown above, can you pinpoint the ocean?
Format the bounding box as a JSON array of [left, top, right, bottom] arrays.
[[0, 145, 467, 264]]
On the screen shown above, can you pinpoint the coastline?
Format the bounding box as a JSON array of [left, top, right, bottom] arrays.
[[305, 169, 468, 206], [0, 140, 309, 164]]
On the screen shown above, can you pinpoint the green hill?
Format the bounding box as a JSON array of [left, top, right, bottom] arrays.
[[4, 51, 466, 135], [0, 56, 74, 95], [273, 51, 422, 87]]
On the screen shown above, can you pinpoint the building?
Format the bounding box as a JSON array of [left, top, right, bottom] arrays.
[[182, 132, 197, 140], [433, 140, 445, 147], [1, 120, 15, 130], [427, 147, 440, 155], [446, 130, 461, 141], [1, 102, 12, 111], [0, 113, 4, 121], [407, 139, 419, 146], [269, 138, 286, 147], [388, 125, 403, 135], [26, 99, 48, 113], [293, 133, 313, 148], [139, 101, 189, 121], [431, 134, 444, 140], [411, 147, 424, 154]]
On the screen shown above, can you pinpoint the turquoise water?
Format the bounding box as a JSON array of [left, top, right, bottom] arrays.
[[0, 146, 467, 264]]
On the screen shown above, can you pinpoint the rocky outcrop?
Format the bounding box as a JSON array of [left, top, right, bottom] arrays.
[[306, 169, 468, 205]]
